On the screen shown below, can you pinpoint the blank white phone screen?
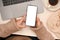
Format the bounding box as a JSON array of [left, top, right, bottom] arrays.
[[26, 6, 37, 26]]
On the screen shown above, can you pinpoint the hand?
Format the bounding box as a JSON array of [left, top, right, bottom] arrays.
[[31, 17, 43, 31], [15, 16, 26, 30], [30, 17, 54, 40]]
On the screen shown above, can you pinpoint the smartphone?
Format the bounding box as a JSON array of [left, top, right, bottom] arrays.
[[26, 6, 37, 27]]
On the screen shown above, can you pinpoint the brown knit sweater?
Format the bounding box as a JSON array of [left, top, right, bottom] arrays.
[[0, 19, 18, 38]]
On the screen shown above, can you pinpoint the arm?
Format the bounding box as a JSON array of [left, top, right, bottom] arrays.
[[0, 19, 18, 38], [31, 17, 55, 40], [35, 24, 55, 40]]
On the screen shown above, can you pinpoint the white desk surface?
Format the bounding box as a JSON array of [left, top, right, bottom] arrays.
[[0, 8, 57, 38]]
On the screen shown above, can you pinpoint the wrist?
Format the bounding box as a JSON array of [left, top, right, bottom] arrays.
[[10, 18, 20, 30], [31, 22, 43, 32]]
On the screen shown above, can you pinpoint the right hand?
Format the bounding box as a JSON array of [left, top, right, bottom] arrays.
[[30, 17, 43, 32]]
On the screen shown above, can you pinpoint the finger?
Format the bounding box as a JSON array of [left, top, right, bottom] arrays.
[[18, 24, 26, 28], [15, 13, 26, 22], [18, 17, 24, 24], [36, 17, 41, 25], [16, 15, 26, 26], [36, 17, 40, 23], [16, 19, 21, 22], [23, 15, 26, 22], [16, 15, 25, 21], [37, 18, 40, 24], [21, 15, 26, 23], [16, 15, 26, 22], [16, 18, 25, 28], [18, 23, 26, 28]]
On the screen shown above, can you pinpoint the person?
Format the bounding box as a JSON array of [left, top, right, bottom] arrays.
[[0, 16, 26, 37], [31, 17, 55, 40], [0, 16, 32, 40], [0, 15, 54, 40]]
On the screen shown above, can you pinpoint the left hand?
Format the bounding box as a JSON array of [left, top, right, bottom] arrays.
[[15, 16, 26, 29]]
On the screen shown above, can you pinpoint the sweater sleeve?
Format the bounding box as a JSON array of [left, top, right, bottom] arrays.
[[35, 24, 55, 40], [0, 19, 18, 38]]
